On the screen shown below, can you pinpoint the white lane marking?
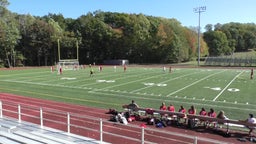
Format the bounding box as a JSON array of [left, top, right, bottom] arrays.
[[212, 70, 244, 101]]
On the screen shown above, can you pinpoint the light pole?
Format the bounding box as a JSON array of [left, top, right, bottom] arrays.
[[194, 6, 206, 66]]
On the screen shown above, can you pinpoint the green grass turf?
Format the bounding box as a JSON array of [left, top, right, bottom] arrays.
[[0, 66, 255, 120]]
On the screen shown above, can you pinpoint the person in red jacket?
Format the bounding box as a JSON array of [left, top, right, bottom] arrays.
[[159, 102, 167, 117], [206, 108, 217, 128], [178, 105, 186, 114], [177, 105, 186, 125], [187, 105, 197, 127], [188, 105, 196, 115], [160, 102, 167, 111], [208, 108, 216, 118], [199, 108, 207, 116], [199, 107, 207, 126], [167, 104, 175, 112]]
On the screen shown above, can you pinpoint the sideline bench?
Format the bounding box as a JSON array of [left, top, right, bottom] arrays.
[[136, 107, 256, 133]]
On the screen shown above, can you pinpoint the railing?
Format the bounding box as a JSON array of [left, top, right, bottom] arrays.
[[0, 100, 229, 144]]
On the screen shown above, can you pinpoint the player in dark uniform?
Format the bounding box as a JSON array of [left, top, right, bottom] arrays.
[[251, 68, 254, 79]]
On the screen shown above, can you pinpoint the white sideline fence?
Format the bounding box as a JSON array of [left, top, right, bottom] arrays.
[[0, 100, 229, 144]]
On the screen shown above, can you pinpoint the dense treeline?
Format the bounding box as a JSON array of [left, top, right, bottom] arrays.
[[204, 23, 256, 56], [0, 0, 255, 67]]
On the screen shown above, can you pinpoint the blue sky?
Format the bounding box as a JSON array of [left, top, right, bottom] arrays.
[[7, 0, 256, 30]]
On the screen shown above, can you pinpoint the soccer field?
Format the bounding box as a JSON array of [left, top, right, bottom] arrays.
[[0, 66, 255, 120]]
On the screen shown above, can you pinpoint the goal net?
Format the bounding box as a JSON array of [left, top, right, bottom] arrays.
[[57, 60, 79, 71], [57, 39, 79, 71]]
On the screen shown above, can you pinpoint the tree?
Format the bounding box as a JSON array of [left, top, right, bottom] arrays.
[[203, 31, 230, 56], [26, 19, 55, 66], [0, 4, 20, 67]]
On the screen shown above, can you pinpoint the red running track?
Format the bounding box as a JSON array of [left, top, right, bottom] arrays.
[[0, 93, 251, 144]]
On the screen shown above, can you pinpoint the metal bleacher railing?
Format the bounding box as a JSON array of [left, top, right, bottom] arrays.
[[0, 100, 231, 144], [204, 56, 256, 66]]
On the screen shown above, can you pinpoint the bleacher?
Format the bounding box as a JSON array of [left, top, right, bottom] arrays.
[[204, 56, 256, 66], [0, 117, 108, 144]]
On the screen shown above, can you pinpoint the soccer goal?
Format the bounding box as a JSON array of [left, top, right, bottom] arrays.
[[57, 39, 79, 70], [57, 60, 79, 71]]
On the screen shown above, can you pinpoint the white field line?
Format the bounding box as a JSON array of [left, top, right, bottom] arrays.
[[1, 69, 163, 90], [212, 70, 244, 101], [92, 74, 163, 91], [2, 78, 256, 109], [42, 70, 118, 84], [90, 69, 193, 91], [130, 71, 201, 93], [0, 71, 50, 79], [1, 79, 86, 90], [67, 68, 140, 83], [166, 70, 226, 97], [79, 69, 160, 87], [89, 90, 256, 112], [58, 68, 159, 86]]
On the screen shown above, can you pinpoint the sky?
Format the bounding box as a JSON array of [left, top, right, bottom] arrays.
[[7, 0, 256, 31]]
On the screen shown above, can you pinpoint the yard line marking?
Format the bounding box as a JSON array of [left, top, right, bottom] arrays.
[[90, 68, 193, 91], [212, 70, 244, 101], [166, 70, 226, 97], [130, 71, 200, 93], [89, 90, 256, 112], [2, 78, 256, 110], [79, 69, 160, 87]]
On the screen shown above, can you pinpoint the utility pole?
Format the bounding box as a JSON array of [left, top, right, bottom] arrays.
[[194, 6, 206, 66]]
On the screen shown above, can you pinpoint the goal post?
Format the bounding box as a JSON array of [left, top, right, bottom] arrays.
[[57, 60, 79, 70], [57, 39, 79, 70]]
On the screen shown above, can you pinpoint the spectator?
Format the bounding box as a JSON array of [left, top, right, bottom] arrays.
[[187, 105, 197, 128], [178, 105, 186, 114], [216, 110, 228, 120], [199, 108, 207, 116], [216, 110, 229, 129], [199, 108, 207, 126], [160, 102, 167, 110], [127, 100, 139, 112], [177, 106, 186, 124], [188, 105, 196, 115], [208, 108, 216, 118], [167, 104, 176, 119], [167, 104, 175, 112], [115, 112, 128, 125], [242, 114, 256, 137], [159, 102, 167, 117], [206, 108, 217, 128]]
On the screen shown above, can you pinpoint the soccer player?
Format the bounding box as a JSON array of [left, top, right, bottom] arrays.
[[59, 66, 62, 75], [57, 65, 62, 75], [169, 66, 172, 73], [90, 68, 94, 77], [123, 65, 127, 72], [163, 66, 166, 72], [99, 65, 103, 72], [250, 68, 254, 79], [114, 65, 117, 72], [51, 66, 54, 73]]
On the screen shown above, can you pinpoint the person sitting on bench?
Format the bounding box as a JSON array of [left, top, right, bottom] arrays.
[[127, 100, 139, 113], [241, 114, 256, 138]]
